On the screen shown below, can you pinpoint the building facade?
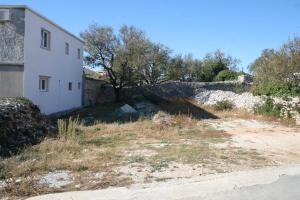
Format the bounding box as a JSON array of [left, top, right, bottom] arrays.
[[0, 5, 84, 114]]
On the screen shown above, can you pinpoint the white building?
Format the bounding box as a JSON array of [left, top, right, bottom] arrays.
[[0, 5, 84, 114]]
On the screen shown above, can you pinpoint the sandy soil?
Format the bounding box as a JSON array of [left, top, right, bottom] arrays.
[[206, 118, 300, 163]]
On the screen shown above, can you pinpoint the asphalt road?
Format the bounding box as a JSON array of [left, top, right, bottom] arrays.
[[186, 174, 300, 200]]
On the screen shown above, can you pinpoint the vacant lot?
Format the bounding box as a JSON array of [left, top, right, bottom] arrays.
[[0, 100, 299, 199]]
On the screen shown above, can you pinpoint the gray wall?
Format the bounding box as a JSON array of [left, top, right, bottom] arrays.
[[0, 8, 25, 64], [0, 65, 23, 97], [83, 78, 114, 106]]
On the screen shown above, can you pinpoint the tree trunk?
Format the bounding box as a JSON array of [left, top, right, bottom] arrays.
[[113, 87, 121, 102]]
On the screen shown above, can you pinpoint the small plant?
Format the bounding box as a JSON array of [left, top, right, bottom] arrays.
[[57, 117, 82, 142], [0, 163, 8, 180], [15, 97, 40, 112], [128, 155, 145, 163], [150, 160, 169, 172], [254, 97, 283, 117], [214, 100, 234, 111]]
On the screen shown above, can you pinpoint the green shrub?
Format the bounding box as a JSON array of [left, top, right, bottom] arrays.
[[57, 117, 82, 142], [214, 100, 234, 111], [254, 97, 283, 117], [15, 97, 40, 112], [251, 80, 300, 97], [214, 70, 238, 81]]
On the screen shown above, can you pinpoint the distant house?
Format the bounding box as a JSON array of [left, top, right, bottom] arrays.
[[0, 5, 84, 114]]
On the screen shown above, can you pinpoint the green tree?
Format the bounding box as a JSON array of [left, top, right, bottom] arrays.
[[141, 43, 171, 84], [166, 55, 186, 81], [249, 37, 300, 96], [202, 50, 239, 81], [214, 69, 238, 81], [81, 24, 150, 102]]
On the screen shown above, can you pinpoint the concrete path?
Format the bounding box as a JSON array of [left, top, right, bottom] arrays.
[[27, 165, 300, 200]]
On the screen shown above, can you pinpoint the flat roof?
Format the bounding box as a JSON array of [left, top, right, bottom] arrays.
[[0, 5, 84, 43]]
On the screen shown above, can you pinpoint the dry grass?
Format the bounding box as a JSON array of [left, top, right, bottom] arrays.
[[204, 105, 298, 127], [0, 102, 273, 198]]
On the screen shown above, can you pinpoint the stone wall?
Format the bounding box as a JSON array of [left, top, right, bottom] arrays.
[[83, 78, 114, 106], [121, 81, 249, 101], [0, 8, 25, 64]]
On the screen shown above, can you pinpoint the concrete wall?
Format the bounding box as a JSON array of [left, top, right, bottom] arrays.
[[23, 9, 84, 114], [0, 8, 25, 64], [0, 65, 23, 97]]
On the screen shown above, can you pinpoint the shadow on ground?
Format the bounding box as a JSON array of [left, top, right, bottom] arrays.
[[68, 94, 218, 124]]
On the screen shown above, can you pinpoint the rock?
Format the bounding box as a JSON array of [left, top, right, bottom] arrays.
[[120, 104, 137, 114], [38, 170, 72, 188], [237, 75, 253, 84], [194, 90, 262, 111]]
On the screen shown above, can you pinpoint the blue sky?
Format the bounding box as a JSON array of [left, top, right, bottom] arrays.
[[2, 0, 300, 71]]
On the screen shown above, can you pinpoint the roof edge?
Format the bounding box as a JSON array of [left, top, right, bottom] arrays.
[[0, 5, 84, 44]]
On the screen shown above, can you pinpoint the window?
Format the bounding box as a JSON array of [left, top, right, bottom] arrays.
[[39, 76, 49, 92], [68, 82, 72, 91], [65, 43, 69, 55], [41, 29, 51, 50], [78, 82, 81, 90], [77, 48, 81, 59]]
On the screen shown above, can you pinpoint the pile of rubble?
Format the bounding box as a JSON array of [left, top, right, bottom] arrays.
[[194, 90, 262, 111], [194, 89, 300, 125], [0, 97, 56, 157]]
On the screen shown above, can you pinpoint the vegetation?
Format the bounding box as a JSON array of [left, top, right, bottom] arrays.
[[214, 100, 234, 111], [0, 102, 268, 198], [15, 97, 40, 112], [81, 24, 241, 101], [254, 97, 283, 117], [214, 69, 238, 81], [249, 37, 300, 97], [57, 117, 82, 142]]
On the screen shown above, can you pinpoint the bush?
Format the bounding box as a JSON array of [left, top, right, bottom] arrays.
[[15, 97, 40, 112], [214, 70, 238, 81], [214, 100, 234, 111], [254, 97, 283, 117], [57, 117, 82, 142], [251, 80, 300, 97]]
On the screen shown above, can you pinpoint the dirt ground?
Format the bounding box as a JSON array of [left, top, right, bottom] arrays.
[[205, 118, 300, 164], [0, 102, 300, 199]]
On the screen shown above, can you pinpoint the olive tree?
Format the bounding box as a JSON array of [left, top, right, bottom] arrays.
[[81, 24, 150, 102]]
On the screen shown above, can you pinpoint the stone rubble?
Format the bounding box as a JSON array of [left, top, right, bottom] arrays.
[[194, 90, 263, 111], [194, 89, 300, 125], [0, 97, 56, 157]]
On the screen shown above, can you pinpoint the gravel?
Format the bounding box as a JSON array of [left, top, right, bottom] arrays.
[[38, 170, 72, 188], [194, 90, 263, 110]]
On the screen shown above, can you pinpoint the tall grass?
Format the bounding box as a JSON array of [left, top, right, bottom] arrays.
[[57, 117, 82, 142]]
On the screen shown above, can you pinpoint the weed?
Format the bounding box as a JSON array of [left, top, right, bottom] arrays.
[[128, 156, 145, 163], [57, 117, 82, 142], [254, 97, 283, 117], [150, 160, 170, 172], [214, 100, 234, 111]]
